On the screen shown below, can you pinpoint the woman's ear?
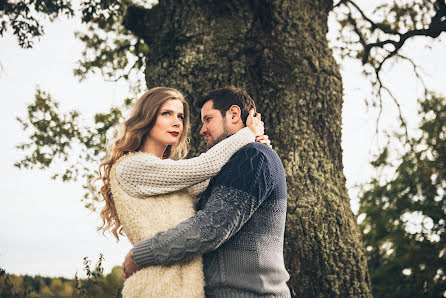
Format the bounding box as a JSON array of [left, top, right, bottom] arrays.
[[228, 105, 242, 124]]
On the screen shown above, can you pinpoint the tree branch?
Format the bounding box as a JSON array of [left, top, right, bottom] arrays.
[[103, 58, 141, 82], [333, 0, 445, 144], [123, 4, 162, 44], [376, 71, 409, 143], [395, 54, 427, 94], [331, 0, 348, 11], [347, 0, 446, 66], [345, 0, 400, 35]]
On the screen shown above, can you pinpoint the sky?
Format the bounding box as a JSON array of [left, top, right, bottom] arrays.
[[0, 3, 445, 278]]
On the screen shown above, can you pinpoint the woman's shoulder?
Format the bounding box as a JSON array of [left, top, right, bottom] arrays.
[[113, 151, 159, 169], [110, 152, 157, 182]]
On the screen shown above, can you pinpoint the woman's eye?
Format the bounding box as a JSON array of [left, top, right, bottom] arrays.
[[178, 115, 184, 120], [162, 112, 170, 116]]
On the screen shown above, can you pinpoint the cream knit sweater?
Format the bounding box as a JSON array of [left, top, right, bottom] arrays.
[[109, 127, 255, 298]]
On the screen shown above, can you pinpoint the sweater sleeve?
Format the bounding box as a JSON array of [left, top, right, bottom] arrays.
[[132, 147, 273, 267], [115, 127, 255, 197], [185, 179, 210, 197]]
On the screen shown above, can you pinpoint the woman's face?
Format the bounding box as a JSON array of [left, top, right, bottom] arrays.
[[148, 99, 185, 146]]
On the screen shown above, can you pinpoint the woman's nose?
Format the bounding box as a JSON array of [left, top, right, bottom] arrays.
[[172, 117, 181, 127]]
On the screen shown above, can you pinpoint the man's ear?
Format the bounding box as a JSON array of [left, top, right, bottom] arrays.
[[227, 105, 242, 124]]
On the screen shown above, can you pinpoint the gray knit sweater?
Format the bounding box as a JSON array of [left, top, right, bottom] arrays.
[[132, 142, 290, 297]]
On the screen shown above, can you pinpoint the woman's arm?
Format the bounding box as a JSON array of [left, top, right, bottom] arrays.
[[186, 179, 210, 198], [115, 127, 255, 197]]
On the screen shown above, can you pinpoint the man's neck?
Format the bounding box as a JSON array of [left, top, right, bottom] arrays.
[[227, 124, 245, 136]]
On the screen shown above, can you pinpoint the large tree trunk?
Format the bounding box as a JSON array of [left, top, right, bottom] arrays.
[[124, 0, 372, 296]]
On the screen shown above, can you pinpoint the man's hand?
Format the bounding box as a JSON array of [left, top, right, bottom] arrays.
[[122, 249, 140, 280]]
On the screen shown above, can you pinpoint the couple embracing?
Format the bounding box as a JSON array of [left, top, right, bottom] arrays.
[[98, 86, 290, 297]]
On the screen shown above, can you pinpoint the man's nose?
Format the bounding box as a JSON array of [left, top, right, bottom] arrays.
[[200, 124, 206, 135]]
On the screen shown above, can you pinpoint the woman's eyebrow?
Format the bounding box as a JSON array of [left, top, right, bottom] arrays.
[[160, 108, 184, 115]]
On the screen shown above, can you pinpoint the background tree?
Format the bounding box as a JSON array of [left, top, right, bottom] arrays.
[[358, 93, 446, 297], [0, 259, 123, 297], [331, 0, 446, 134], [4, 0, 446, 296], [0, 0, 73, 48], [330, 2, 446, 296]]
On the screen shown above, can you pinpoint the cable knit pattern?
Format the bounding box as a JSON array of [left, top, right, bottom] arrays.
[[115, 127, 255, 197], [133, 143, 291, 297], [109, 128, 255, 298]]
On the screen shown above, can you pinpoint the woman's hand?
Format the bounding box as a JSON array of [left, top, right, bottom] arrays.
[[256, 134, 272, 148], [247, 109, 271, 148], [246, 108, 264, 137]]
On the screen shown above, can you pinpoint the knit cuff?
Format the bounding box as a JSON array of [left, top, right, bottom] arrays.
[[133, 239, 157, 268], [239, 126, 256, 141]]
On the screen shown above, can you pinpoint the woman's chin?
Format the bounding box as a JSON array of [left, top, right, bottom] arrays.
[[162, 141, 178, 146]]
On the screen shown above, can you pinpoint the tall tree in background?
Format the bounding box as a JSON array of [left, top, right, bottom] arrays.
[[332, 1, 446, 296], [358, 93, 446, 298], [4, 0, 446, 296]]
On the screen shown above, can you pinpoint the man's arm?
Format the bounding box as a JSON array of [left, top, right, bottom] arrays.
[[132, 146, 274, 268], [121, 181, 262, 278]]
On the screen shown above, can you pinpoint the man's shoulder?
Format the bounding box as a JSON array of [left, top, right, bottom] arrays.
[[232, 142, 281, 165], [208, 143, 284, 199], [217, 143, 284, 181]]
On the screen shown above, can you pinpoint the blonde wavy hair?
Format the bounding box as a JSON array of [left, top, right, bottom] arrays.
[[97, 87, 190, 240]]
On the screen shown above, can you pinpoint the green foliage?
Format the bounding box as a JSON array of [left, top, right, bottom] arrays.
[[73, 0, 150, 84], [0, 256, 123, 297], [1, 266, 73, 297], [0, 267, 19, 297], [72, 254, 123, 297], [332, 0, 439, 64], [359, 93, 446, 297], [0, 0, 149, 89], [331, 0, 445, 127], [16, 89, 83, 171], [0, 0, 74, 48], [15, 88, 124, 211], [9, 0, 149, 212]]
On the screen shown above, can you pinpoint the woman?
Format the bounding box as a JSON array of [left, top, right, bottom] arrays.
[[98, 87, 265, 297]]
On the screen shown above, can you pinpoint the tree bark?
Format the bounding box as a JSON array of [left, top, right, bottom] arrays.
[[124, 0, 372, 296]]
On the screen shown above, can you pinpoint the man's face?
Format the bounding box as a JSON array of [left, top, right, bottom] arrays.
[[200, 100, 230, 149]]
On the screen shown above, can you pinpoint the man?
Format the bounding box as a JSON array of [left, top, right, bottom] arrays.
[[122, 87, 291, 297]]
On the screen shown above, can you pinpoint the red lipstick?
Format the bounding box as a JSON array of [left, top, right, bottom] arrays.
[[169, 132, 179, 136]]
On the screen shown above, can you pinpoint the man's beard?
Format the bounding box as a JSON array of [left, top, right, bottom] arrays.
[[206, 121, 231, 149]]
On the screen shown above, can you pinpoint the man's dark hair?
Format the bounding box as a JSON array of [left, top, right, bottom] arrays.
[[195, 87, 256, 125]]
